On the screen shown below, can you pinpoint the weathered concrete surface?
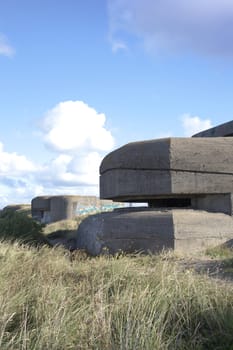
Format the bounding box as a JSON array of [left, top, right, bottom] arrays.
[[31, 196, 51, 211], [100, 138, 171, 173], [32, 196, 80, 223], [49, 196, 78, 223], [76, 208, 233, 255], [193, 120, 233, 137], [100, 137, 233, 201], [100, 169, 233, 201], [100, 138, 233, 174], [76, 208, 174, 255], [100, 169, 172, 201], [96, 128, 233, 256], [169, 138, 233, 172], [173, 209, 233, 252], [191, 194, 233, 216]]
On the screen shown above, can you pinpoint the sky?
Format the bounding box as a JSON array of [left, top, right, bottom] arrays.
[[0, 0, 233, 208]]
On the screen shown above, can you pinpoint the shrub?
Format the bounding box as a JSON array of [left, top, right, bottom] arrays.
[[0, 209, 47, 246]]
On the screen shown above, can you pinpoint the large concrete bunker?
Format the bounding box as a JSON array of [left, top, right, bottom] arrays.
[[77, 121, 233, 255], [100, 137, 233, 202]]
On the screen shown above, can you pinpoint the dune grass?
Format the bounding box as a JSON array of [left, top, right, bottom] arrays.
[[0, 242, 232, 350]]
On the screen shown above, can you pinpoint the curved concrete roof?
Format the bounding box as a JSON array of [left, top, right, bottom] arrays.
[[100, 137, 233, 175]]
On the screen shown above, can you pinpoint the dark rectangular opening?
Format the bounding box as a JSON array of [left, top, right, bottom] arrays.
[[148, 198, 191, 208]]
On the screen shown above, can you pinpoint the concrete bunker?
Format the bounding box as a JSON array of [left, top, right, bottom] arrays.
[[31, 195, 122, 224], [77, 121, 233, 255]]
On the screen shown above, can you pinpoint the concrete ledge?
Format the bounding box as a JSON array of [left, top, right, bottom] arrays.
[[100, 169, 172, 200], [100, 169, 233, 201]]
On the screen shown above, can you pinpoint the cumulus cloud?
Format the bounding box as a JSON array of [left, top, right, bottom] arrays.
[[0, 145, 100, 209], [0, 33, 15, 57], [0, 142, 40, 207], [108, 0, 233, 56], [39, 152, 102, 188], [0, 142, 36, 175], [181, 114, 212, 136], [0, 101, 114, 208], [39, 100, 114, 190], [42, 101, 114, 153]]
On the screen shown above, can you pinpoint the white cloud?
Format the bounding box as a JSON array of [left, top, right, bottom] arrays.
[[42, 101, 114, 153], [0, 101, 115, 208], [108, 0, 233, 56], [0, 33, 15, 57], [0, 143, 41, 207], [0, 144, 101, 209], [38, 152, 101, 188], [181, 114, 212, 136], [0, 178, 45, 208], [38, 100, 115, 193], [66, 152, 103, 185], [41, 101, 114, 192], [0, 142, 36, 175]]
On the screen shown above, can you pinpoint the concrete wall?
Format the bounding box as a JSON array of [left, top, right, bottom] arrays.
[[191, 194, 233, 216]]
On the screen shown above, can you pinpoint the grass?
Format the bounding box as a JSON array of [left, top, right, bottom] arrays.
[[0, 211, 233, 349], [0, 243, 232, 349], [206, 245, 233, 260], [43, 219, 78, 244], [206, 246, 233, 278]]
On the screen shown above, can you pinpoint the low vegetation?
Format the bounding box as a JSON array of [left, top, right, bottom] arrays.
[[0, 211, 232, 349], [0, 209, 46, 246], [0, 244, 231, 349]]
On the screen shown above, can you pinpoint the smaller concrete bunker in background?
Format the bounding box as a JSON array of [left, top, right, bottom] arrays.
[[31, 195, 122, 224]]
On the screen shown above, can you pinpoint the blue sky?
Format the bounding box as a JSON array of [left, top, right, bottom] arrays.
[[0, 0, 233, 207]]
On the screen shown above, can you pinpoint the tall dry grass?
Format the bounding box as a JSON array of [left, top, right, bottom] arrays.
[[0, 243, 232, 349]]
